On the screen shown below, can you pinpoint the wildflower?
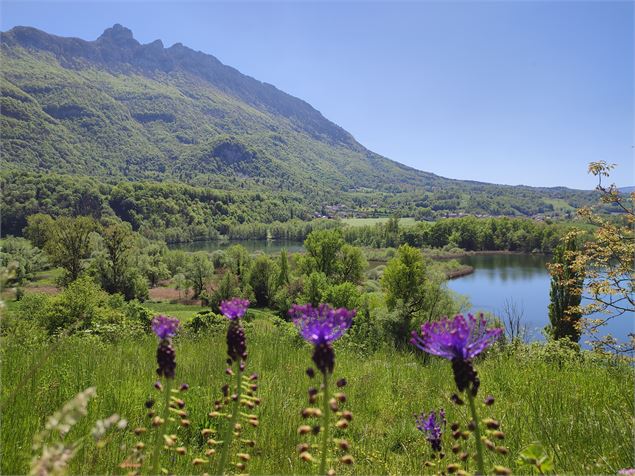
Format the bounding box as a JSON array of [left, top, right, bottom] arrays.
[[152, 316, 180, 379], [214, 298, 260, 476], [415, 409, 446, 452], [291, 303, 355, 475], [411, 314, 501, 395], [220, 298, 250, 320], [222, 299, 250, 363], [151, 315, 180, 340], [289, 303, 355, 374]]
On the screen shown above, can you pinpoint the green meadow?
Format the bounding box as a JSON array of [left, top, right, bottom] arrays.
[[2, 314, 631, 475]]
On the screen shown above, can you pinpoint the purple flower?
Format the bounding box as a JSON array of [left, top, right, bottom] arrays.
[[415, 409, 446, 452], [151, 315, 180, 340], [220, 298, 250, 320], [410, 314, 502, 361], [289, 303, 355, 345], [619, 470, 635, 476]]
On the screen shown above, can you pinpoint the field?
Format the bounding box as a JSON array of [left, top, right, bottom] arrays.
[[2, 315, 631, 475]]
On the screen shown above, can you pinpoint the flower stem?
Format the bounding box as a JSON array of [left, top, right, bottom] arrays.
[[151, 378, 172, 475], [319, 371, 330, 476], [467, 391, 485, 476], [216, 364, 243, 475]]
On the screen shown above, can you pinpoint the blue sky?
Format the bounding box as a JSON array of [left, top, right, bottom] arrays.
[[2, 1, 633, 189]]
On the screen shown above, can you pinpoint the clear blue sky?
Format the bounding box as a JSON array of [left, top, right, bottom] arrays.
[[2, 1, 633, 189]]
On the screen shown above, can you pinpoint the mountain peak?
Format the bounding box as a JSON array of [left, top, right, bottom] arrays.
[[97, 24, 138, 46]]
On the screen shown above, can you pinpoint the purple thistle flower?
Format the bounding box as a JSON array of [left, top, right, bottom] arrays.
[[220, 298, 250, 320], [410, 314, 502, 361], [289, 303, 355, 345], [411, 314, 502, 395], [289, 303, 355, 375], [415, 409, 446, 452], [151, 315, 180, 340]]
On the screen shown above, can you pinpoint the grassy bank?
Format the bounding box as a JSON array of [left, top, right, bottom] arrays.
[[1, 319, 631, 475]]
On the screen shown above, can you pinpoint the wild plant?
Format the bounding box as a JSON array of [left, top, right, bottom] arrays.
[[411, 313, 511, 475], [289, 303, 356, 475]]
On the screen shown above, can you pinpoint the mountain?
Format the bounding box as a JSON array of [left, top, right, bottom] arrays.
[[0, 24, 594, 236]]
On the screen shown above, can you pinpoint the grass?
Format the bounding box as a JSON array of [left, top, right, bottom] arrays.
[[143, 301, 204, 322], [1, 319, 631, 475], [342, 217, 418, 227]]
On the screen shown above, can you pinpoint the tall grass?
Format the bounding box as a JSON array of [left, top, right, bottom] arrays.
[[1, 320, 632, 474]]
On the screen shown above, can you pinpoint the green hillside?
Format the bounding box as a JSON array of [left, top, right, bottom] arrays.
[[1, 25, 595, 237]]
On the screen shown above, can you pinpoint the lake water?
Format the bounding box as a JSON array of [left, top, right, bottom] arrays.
[[169, 240, 632, 344], [447, 254, 633, 345]]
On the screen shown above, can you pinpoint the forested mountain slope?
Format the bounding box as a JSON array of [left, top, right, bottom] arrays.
[[1, 25, 594, 237]]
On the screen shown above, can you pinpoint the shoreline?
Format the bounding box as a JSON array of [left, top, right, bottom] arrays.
[[429, 250, 549, 260], [445, 265, 475, 279]]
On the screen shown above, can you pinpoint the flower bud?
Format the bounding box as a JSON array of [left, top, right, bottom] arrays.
[[300, 451, 314, 462], [340, 455, 354, 465], [298, 425, 312, 435], [494, 466, 512, 475], [297, 443, 309, 453], [337, 439, 350, 450], [335, 419, 349, 429], [495, 446, 509, 455], [483, 418, 500, 429]]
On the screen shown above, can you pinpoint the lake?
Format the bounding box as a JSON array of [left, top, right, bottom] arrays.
[[447, 253, 633, 345], [169, 240, 631, 345]]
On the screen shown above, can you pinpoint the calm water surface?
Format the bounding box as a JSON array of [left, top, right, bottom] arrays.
[[447, 254, 633, 344], [169, 241, 631, 344]]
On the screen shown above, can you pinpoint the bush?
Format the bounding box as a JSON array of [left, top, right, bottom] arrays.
[[186, 310, 226, 334], [339, 293, 385, 355]]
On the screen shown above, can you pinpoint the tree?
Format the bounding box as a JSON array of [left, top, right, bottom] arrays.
[[571, 162, 634, 352], [0, 237, 48, 285], [186, 252, 214, 298], [302, 229, 344, 278], [46, 216, 98, 284], [381, 244, 428, 345], [249, 254, 278, 307], [99, 223, 134, 294], [23, 213, 54, 249], [210, 270, 242, 312], [548, 235, 584, 342], [301, 272, 328, 306], [139, 243, 170, 287], [174, 273, 187, 300], [336, 244, 367, 284], [91, 222, 148, 301], [226, 245, 252, 278], [276, 249, 290, 288]]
